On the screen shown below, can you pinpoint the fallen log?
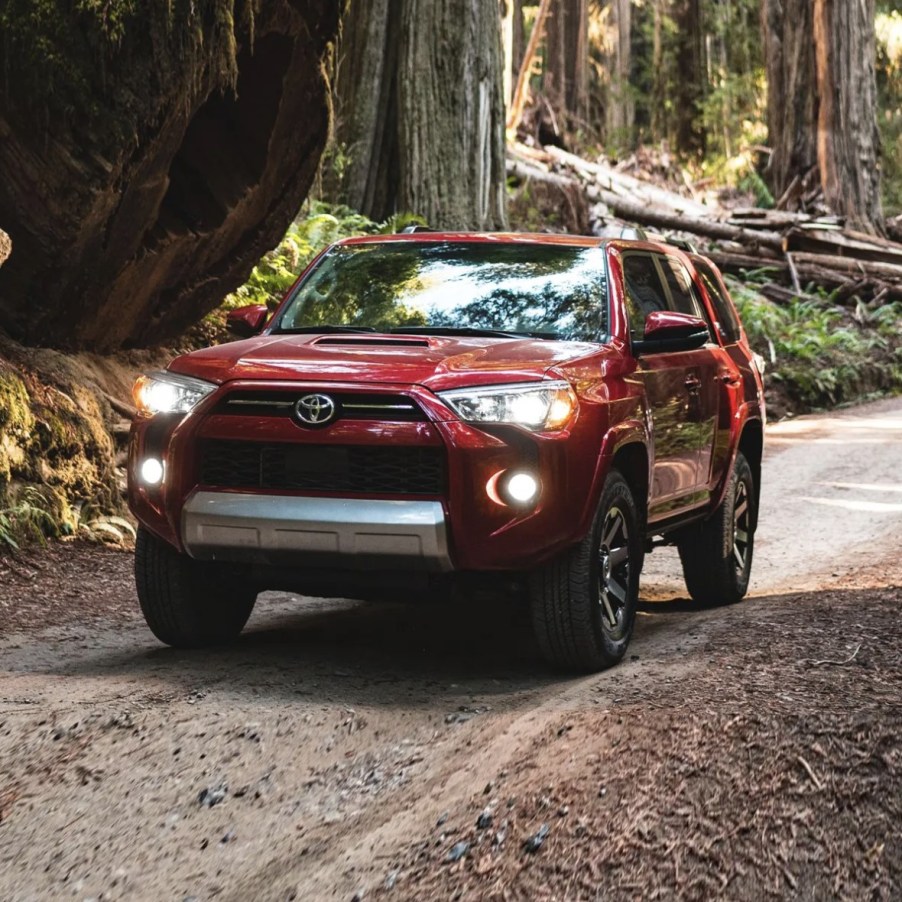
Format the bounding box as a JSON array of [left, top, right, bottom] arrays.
[[506, 142, 902, 305], [595, 190, 784, 253], [539, 144, 711, 218], [788, 252, 902, 283], [784, 228, 902, 266]]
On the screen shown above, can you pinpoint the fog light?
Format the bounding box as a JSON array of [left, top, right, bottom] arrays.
[[505, 472, 539, 504], [140, 457, 164, 485]]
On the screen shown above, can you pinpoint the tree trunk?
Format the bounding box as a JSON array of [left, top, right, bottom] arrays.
[[764, 0, 819, 202], [331, 0, 401, 221], [600, 0, 634, 150], [500, 0, 515, 108], [764, 0, 882, 232], [333, 0, 508, 230], [673, 0, 706, 158], [650, 0, 668, 144], [511, 0, 525, 89], [544, 0, 589, 137], [0, 1, 342, 352], [399, 0, 508, 229], [812, 0, 882, 231]]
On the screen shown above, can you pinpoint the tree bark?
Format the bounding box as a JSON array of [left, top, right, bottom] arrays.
[[600, 0, 634, 149], [763, 0, 882, 232], [812, 0, 882, 231], [332, 0, 507, 230], [544, 0, 589, 136], [673, 0, 706, 158], [0, 1, 342, 352], [332, 0, 401, 221], [511, 0, 525, 89]]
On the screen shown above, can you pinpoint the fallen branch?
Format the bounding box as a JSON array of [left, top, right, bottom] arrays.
[[810, 643, 862, 667], [796, 755, 824, 791], [506, 0, 552, 133]]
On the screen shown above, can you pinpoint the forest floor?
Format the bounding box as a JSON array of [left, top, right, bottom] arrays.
[[1, 398, 901, 901]]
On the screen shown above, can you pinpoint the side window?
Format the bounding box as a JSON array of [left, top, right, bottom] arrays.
[[621, 254, 668, 340], [693, 259, 742, 343]]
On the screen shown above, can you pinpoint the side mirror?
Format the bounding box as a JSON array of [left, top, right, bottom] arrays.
[[226, 305, 269, 338], [633, 311, 710, 355]]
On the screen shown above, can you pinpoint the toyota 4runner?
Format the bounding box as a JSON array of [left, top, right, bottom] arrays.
[[128, 232, 764, 672]]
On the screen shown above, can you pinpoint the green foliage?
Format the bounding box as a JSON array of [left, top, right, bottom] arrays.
[[727, 276, 902, 411], [192, 202, 426, 345], [227, 202, 425, 310], [628, 0, 765, 161], [0, 486, 63, 551]]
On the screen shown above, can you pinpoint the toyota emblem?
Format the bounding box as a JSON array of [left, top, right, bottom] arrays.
[[293, 393, 337, 426]]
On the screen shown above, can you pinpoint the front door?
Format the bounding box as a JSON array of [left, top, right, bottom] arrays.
[[620, 252, 719, 520]]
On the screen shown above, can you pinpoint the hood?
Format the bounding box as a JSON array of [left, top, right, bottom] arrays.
[[167, 332, 603, 392]]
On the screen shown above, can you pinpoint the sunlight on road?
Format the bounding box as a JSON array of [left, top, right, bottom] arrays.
[[752, 401, 902, 593], [796, 496, 902, 513], [771, 416, 902, 433], [818, 481, 902, 494], [767, 415, 902, 445]]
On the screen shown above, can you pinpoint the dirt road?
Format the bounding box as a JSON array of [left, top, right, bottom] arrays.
[[2, 398, 901, 900]]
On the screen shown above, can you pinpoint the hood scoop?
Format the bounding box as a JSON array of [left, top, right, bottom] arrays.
[[314, 336, 431, 348]]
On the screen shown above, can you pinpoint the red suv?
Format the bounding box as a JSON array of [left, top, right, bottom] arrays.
[[128, 233, 764, 672]]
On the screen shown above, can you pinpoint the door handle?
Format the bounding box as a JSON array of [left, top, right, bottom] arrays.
[[684, 375, 701, 392]]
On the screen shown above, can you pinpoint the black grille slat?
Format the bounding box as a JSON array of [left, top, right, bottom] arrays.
[[216, 392, 426, 422], [200, 441, 445, 495]]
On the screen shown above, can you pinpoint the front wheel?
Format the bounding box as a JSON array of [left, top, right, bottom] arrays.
[[135, 527, 257, 648], [677, 451, 756, 605], [529, 470, 644, 672]]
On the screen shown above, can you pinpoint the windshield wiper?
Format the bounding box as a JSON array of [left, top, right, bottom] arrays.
[[275, 325, 378, 334], [389, 326, 555, 340]]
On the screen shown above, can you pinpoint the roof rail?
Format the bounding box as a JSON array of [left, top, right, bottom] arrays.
[[399, 225, 435, 234], [663, 236, 699, 254]]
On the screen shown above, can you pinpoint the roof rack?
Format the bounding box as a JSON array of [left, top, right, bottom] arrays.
[[662, 236, 699, 254], [619, 226, 699, 255], [399, 225, 435, 234]]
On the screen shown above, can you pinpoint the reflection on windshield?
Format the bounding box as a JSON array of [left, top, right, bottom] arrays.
[[275, 242, 608, 341]]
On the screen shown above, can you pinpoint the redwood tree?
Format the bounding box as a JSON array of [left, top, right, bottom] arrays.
[[0, 0, 342, 351], [599, 0, 635, 149], [544, 0, 590, 137], [764, 0, 883, 231], [332, 0, 507, 230]]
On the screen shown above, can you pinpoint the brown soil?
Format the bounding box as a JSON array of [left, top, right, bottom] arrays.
[[1, 398, 901, 901]]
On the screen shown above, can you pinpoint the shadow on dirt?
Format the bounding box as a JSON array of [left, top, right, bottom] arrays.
[[38, 583, 719, 706], [46, 592, 565, 703]]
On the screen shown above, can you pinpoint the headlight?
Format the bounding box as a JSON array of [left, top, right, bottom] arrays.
[[438, 380, 577, 431], [132, 371, 216, 416]]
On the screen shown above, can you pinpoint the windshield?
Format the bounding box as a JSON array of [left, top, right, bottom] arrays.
[[274, 242, 608, 341]]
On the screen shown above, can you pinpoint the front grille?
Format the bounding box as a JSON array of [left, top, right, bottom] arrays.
[[200, 440, 445, 495], [215, 391, 427, 422]]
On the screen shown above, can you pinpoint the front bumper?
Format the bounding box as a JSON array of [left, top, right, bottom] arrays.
[[182, 491, 452, 571], [129, 378, 608, 573]]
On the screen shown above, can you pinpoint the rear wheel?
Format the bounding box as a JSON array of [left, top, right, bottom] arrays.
[[529, 470, 643, 672], [135, 527, 257, 647], [677, 451, 755, 605]]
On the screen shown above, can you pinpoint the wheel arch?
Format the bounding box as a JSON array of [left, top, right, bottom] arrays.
[[610, 440, 650, 531], [737, 418, 763, 529]]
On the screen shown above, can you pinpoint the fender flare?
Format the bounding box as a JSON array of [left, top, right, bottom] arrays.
[[577, 419, 651, 537]]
